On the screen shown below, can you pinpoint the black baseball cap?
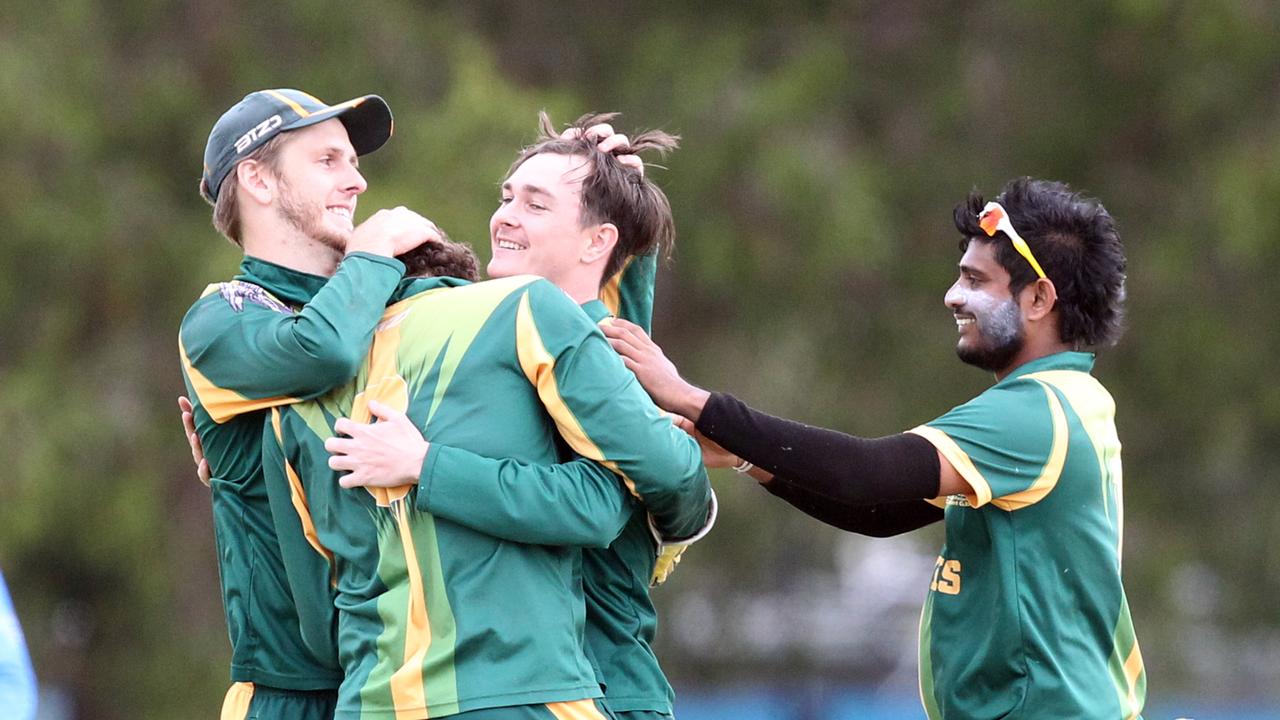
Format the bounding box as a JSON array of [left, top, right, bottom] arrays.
[[200, 88, 393, 203]]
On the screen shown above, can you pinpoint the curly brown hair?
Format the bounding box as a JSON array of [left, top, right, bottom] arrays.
[[397, 229, 481, 281]]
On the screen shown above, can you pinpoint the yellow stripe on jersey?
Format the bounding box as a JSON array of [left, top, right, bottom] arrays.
[[180, 336, 298, 424], [270, 409, 335, 581], [387, 276, 536, 426], [514, 291, 641, 500], [907, 425, 992, 508], [990, 380, 1068, 511], [546, 699, 609, 720], [1122, 639, 1144, 720], [1025, 369, 1125, 556], [348, 303, 414, 507], [598, 255, 636, 318], [388, 500, 432, 720], [339, 302, 434, 715], [1104, 595, 1146, 719], [219, 682, 254, 720]]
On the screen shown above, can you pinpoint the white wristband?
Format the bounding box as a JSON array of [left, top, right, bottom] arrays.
[[732, 457, 754, 474]]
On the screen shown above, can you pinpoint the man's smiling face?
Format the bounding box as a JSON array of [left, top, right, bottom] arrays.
[[944, 240, 1026, 373], [487, 152, 597, 285], [270, 118, 367, 253]]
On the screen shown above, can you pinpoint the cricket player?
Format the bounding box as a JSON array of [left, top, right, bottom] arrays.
[[262, 115, 713, 719], [605, 177, 1147, 719], [178, 88, 440, 719], [329, 116, 707, 720]]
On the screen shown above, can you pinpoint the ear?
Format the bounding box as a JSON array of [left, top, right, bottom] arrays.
[[236, 159, 277, 207], [1022, 277, 1058, 322], [581, 222, 619, 265]]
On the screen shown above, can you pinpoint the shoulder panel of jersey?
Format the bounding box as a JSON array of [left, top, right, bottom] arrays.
[[178, 281, 300, 424], [389, 274, 543, 423], [1022, 369, 1126, 547], [908, 375, 1068, 510]]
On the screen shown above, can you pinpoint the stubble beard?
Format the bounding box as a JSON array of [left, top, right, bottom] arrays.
[[956, 297, 1025, 373], [275, 176, 349, 256]]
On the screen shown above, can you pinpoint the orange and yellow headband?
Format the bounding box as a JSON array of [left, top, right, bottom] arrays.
[[977, 201, 1047, 280]]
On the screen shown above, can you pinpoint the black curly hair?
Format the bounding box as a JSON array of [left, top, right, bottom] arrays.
[[953, 177, 1127, 347]]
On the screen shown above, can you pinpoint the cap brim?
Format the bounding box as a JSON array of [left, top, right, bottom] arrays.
[[282, 94, 393, 157]]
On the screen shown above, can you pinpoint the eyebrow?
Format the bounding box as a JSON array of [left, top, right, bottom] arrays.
[[958, 262, 987, 278], [501, 181, 553, 198], [320, 145, 358, 165]]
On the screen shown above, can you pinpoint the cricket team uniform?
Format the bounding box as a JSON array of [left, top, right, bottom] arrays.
[[178, 253, 407, 718], [908, 352, 1146, 719], [581, 298, 679, 720], [584, 253, 690, 719], [410, 255, 689, 720], [263, 273, 710, 720]]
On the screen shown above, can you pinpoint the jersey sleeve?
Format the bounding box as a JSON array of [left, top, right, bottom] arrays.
[[178, 253, 404, 424], [515, 281, 713, 540], [764, 477, 943, 536], [262, 409, 340, 668], [599, 251, 656, 332], [908, 377, 1069, 510], [415, 445, 634, 548]]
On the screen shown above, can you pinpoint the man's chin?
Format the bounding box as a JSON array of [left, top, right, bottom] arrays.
[[956, 340, 1021, 374], [315, 227, 350, 254], [487, 258, 522, 279]]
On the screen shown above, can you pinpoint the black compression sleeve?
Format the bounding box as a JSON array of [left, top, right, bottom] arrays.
[[696, 392, 941, 505], [764, 478, 943, 537]]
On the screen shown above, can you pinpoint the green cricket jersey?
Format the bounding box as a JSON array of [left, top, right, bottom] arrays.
[[177, 252, 405, 689], [264, 272, 710, 720], [908, 352, 1146, 719], [412, 254, 689, 715], [583, 269, 680, 715]]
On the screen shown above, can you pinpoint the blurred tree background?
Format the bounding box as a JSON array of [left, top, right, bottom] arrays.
[[1, 1, 1277, 717]]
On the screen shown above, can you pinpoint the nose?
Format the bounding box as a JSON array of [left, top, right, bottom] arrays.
[[491, 201, 517, 228], [944, 279, 964, 309], [344, 163, 368, 195]]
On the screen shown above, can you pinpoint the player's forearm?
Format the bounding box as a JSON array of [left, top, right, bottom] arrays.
[[637, 470, 714, 541], [594, 429, 712, 541], [548, 329, 714, 540], [416, 446, 633, 548], [764, 477, 943, 536], [590, 395, 713, 540], [695, 392, 941, 505], [660, 382, 711, 423], [265, 253, 405, 394], [182, 253, 408, 415]]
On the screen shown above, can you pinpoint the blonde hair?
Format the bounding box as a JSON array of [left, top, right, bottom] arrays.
[[206, 133, 288, 247]]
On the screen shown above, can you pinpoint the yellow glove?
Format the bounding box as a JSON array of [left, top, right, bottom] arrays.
[[648, 490, 718, 587]]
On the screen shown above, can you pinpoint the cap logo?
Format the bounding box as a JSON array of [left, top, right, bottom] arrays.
[[233, 114, 283, 154]]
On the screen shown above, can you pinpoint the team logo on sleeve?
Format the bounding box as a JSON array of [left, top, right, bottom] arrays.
[[218, 281, 295, 315]]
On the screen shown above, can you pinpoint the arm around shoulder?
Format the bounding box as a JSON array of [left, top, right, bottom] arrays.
[[520, 285, 713, 540]]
